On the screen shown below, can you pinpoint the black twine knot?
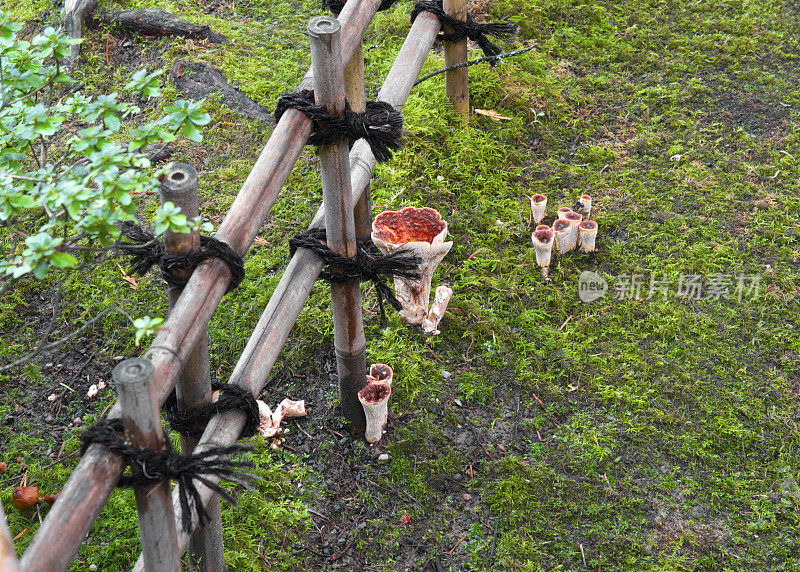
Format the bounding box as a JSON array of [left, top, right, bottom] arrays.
[[81, 419, 255, 532], [274, 90, 403, 163], [163, 383, 261, 440], [411, 0, 516, 63], [289, 227, 421, 325], [324, 0, 397, 14], [114, 221, 245, 293]]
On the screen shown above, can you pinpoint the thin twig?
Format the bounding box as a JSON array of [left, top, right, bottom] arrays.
[[0, 172, 47, 182]]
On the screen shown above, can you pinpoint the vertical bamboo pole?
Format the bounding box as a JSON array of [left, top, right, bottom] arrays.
[[114, 358, 180, 572], [308, 16, 368, 433], [344, 41, 373, 242], [1, 500, 19, 572], [159, 164, 224, 572], [443, 0, 469, 115]]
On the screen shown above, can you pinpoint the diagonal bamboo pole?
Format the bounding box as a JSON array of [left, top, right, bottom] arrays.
[[130, 11, 443, 568], [19, 2, 382, 570]]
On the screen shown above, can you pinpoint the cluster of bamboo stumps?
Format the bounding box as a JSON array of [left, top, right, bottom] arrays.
[[530, 193, 599, 278]]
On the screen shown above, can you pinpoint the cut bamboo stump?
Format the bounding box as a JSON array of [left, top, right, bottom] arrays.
[[443, 0, 469, 115], [159, 165, 224, 572], [114, 358, 180, 572], [309, 16, 368, 432], [0, 501, 19, 572]]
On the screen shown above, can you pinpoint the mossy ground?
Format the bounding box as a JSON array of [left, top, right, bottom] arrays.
[[2, 0, 800, 570]]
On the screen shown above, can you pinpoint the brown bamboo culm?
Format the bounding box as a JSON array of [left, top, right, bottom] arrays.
[[159, 164, 225, 572], [443, 0, 469, 115], [114, 358, 180, 572]]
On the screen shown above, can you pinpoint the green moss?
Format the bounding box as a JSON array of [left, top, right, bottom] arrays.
[[3, 0, 800, 569]]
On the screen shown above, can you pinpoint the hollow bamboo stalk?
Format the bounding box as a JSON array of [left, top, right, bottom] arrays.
[[443, 0, 468, 115], [19, 2, 383, 570], [0, 501, 19, 572], [114, 358, 180, 572], [131, 14, 443, 567], [309, 16, 368, 432], [159, 164, 223, 572], [345, 41, 373, 243]]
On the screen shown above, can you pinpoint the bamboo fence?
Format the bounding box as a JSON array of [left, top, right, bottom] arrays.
[[9, 0, 469, 568]]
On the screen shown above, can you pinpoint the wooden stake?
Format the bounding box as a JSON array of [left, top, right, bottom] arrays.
[[443, 0, 469, 115], [344, 41, 373, 242], [309, 16, 368, 432], [114, 358, 180, 572], [159, 164, 223, 572]]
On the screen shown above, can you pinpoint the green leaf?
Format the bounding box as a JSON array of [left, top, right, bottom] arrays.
[[49, 251, 78, 268], [103, 113, 121, 132]]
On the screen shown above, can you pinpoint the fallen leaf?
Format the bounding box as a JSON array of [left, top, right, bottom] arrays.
[[117, 264, 138, 290], [474, 108, 512, 121]]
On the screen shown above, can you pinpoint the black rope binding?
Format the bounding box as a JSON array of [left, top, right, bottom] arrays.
[[114, 221, 245, 293], [163, 383, 261, 440], [324, 0, 397, 14], [274, 89, 403, 163], [81, 418, 255, 532], [411, 0, 516, 63], [289, 227, 421, 325]]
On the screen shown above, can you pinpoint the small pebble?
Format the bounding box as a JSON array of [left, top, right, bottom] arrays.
[[337, 537, 347, 545], [113, 355, 124, 361], [441, 370, 451, 379], [339, 437, 348, 446], [378, 453, 389, 462], [454, 399, 463, 407], [89, 565, 98, 571], [44, 414, 53, 422], [454, 473, 463, 481]]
